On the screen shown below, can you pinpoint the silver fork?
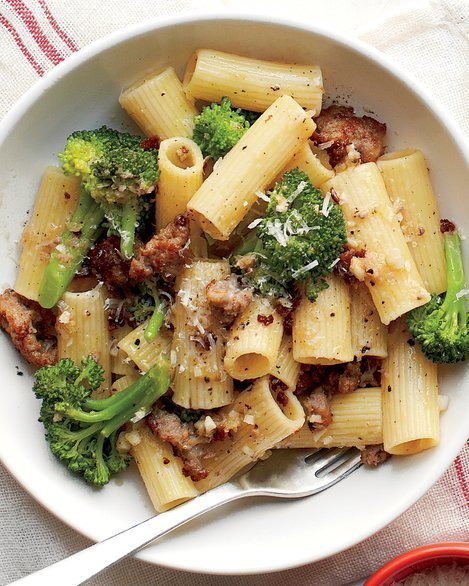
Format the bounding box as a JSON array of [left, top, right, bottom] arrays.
[[9, 447, 362, 586]]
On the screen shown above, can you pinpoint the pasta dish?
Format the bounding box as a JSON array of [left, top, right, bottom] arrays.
[[0, 49, 467, 512]]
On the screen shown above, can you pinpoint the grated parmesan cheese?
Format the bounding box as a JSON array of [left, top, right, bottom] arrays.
[[317, 140, 334, 150], [292, 259, 319, 279], [130, 408, 149, 424], [243, 414, 255, 425], [248, 218, 263, 230], [321, 191, 332, 217], [124, 430, 142, 446], [329, 258, 340, 269], [204, 415, 217, 433], [255, 190, 270, 203]]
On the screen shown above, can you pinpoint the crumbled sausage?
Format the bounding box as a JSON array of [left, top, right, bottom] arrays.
[[299, 388, 332, 429], [147, 410, 210, 481], [206, 275, 252, 326], [360, 444, 391, 466], [335, 246, 366, 283], [440, 218, 456, 234], [0, 289, 57, 367], [130, 214, 192, 283], [312, 105, 386, 167], [87, 236, 131, 295]]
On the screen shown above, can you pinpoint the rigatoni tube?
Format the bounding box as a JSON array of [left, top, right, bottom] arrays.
[[171, 260, 234, 409], [187, 95, 316, 240], [377, 149, 447, 294], [224, 296, 283, 380], [156, 137, 204, 229], [293, 275, 353, 365], [275, 141, 334, 187], [56, 287, 111, 392], [350, 281, 388, 359], [131, 425, 198, 512], [15, 167, 80, 302], [323, 163, 430, 325], [183, 49, 323, 113], [196, 376, 305, 493], [281, 387, 383, 448], [382, 319, 439, 455], [119, 66, 197, 139]]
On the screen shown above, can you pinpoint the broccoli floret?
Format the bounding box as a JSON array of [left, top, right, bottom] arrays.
[[235, 169, 346, 300], [59, 126, 159, 259], [39, 127, 159, 309], [406, 229, 469, 363], [34, 355, 170, 486], [128, 277, 168, 343], [192, 97, 258, 159], [60, 126, 158, 203]]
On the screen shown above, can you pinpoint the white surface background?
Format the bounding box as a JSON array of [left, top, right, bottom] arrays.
[[0, 1, 468, 585]]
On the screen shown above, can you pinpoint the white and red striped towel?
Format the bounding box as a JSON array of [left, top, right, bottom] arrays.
[[0, 1, 468, 585]]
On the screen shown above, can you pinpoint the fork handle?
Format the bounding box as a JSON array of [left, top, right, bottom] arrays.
[[9, 482, 253, 586]]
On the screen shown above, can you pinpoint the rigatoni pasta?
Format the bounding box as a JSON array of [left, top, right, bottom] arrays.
[[118, 320, 171, 372], [292, 275, 353, 365], [119, 66, 197, 139], [187, 95, 316, 240], [281, 387, 383, 448], [269, 335, 301, 390], [183, 49, 323, 113], [15, 167, 80, 301], [156, 137, 204, 230], [56, 286, 111, 391], [277, 141, 334, 187], [131, 425, 198, 512], [196, 376, 305, 492], [349, 281, 388, 359], [382, 319, 440, 455], [377, 148, 447, 294], [224, 295, 283, 380], [322, 163, 431, 324], [171, 260, 234, 409]]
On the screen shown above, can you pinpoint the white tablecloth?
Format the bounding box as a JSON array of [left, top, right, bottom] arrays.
[[1, 1, 468, 584]]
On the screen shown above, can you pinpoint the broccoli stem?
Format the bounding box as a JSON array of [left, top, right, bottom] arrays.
[[441, 231, 467, 327], [144, 298, 166, 342], [101, 357, 170, 437], [64, 358, 170, 432], [69, 188, 95, 230], [120, 202, 138, 259], [38, 202, 105, 308]]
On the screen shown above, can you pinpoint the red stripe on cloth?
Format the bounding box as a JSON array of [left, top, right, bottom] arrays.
[[0, 12, 44, 75], [455, 452, 469, 506], [37, 0, 78, 53], [6, 0, 64, 65]]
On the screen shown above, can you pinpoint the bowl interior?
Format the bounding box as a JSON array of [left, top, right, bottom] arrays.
[[0, 16, 468, 575]]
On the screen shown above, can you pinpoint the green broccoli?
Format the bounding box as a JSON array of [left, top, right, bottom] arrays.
[[406, 228, 469, 363], [192, 97, 259, 159], [128, 277, 168, 343], [38, 127, 159, 309], [234, 169, 346, 301], [34, 355, 170, 486], [60, 126, 158, 259]]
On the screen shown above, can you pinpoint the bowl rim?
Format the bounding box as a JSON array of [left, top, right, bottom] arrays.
[[0, 12, 468, 576], [365, 542, 469, 585]]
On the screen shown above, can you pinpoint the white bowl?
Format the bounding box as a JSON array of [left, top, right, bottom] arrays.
[[0, 14, 468, 576]]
